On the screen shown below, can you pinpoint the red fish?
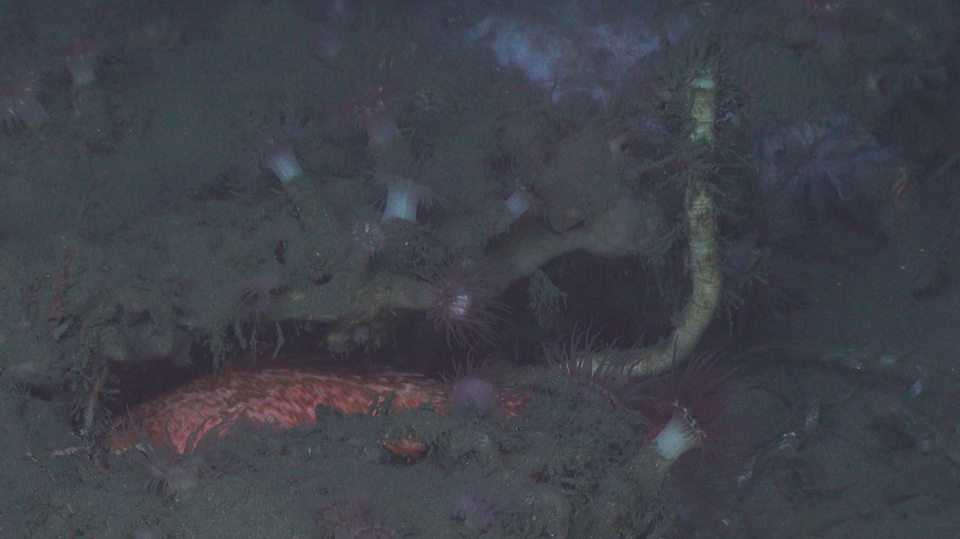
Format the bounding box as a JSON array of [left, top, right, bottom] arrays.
[[110, 366, 529, 458]]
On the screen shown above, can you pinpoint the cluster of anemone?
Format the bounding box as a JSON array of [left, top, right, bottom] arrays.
[[235, 126, 305, 186], [381, 175, 437, 222], [234, 272, 281, 325], [503, 160, 543, 220], [259, 139, 304, 183], [628, 351, 735, 498], [639, 352, 732, 457], [312, 23, 344, 61], [504, 180, 540, 219], [447, 355, 501, 418], [370, 142, 438, 223], [0, 70, 45, 129], [419, 263, 501, 347], [349, 209, 390, 257], [354, 83, 399, 148], [543, 326, 737, 498], [543, 326, 631, 409], [61, 38, 106, 87], [0, 36, 112, 130], [452, 489, 517, 532]]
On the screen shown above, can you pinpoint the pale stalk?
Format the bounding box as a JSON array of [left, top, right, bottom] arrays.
[[597, 70, 722, 377]]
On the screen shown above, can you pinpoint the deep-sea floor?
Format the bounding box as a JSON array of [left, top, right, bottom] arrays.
[[2, 0, 960, 537]]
